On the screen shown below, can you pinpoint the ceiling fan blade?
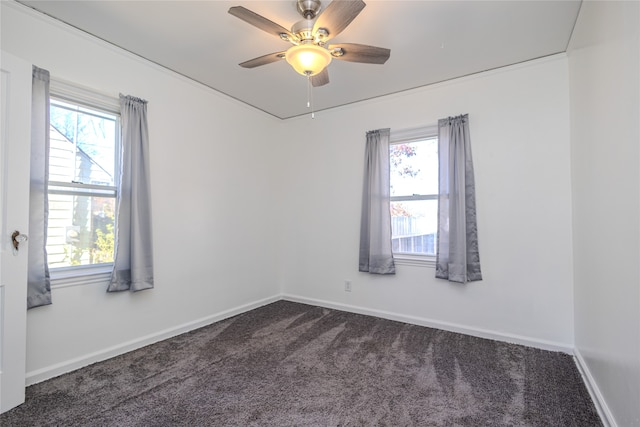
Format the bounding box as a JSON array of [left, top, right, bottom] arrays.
[[329, 43, 390, 64], [239, 52, 286, 68], [311, 68, 330, 87], [313, 0, 366, 41], [229, 6, 295, 42]]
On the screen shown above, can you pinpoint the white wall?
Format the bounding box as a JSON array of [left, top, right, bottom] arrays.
[[1, 2, 283, 381], [279, 55, 575, 350], [568, 1, 640, 426]]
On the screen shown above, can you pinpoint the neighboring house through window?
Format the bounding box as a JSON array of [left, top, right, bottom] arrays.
[[389, 126, 438, 261], [47, 81, 120, 282]]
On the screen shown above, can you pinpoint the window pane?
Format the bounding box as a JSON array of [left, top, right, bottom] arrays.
[[49, 100, 117, 186], [47, 194, 115, 268], [48, 96, 119, 271], [390, 138, 438, 197], [391, 200, 437, 256]]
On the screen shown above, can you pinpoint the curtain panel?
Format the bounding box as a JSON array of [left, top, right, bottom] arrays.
[[108, 95, 154, 292], [359, 129, 396, 275], [27, 66, 52, 309], [436, 114, 482, 283]]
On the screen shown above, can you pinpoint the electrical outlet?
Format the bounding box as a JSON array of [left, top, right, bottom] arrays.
[[344, 280, 352, 292]]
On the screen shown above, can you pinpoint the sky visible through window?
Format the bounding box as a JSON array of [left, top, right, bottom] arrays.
[[390, 137, 438, 197]]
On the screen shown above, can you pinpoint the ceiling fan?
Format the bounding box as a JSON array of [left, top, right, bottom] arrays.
[[228, 0, 391, 87]]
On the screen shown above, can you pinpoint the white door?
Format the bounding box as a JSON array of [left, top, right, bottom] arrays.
[[0, 51, 32, 413]]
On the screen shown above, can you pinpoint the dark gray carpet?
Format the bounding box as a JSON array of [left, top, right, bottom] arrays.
[[1, 300, 601, 426]]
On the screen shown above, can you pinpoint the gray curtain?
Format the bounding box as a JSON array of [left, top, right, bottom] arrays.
[[108, 95, 154, 292], [27, 66, 52, 309], [436, 114, 482, 283], [359, 129, 395, 275]]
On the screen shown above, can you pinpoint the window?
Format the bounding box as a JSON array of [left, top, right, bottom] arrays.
[[389, 128, 438, 258], [46, 92, 120, 272]]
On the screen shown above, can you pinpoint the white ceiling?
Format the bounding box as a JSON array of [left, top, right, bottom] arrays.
[[18, 0, 581, 119]]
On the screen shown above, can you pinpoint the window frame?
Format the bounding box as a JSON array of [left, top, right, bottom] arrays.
[[389, 125, 438, 267], [48, 79, 121, 287]]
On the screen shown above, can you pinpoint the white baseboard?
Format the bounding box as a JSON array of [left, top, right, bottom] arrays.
[[25, 293, 575, 387], [281, 293, 574, 354], [25, 295, 281, 386], [574, 349, 616, 427]]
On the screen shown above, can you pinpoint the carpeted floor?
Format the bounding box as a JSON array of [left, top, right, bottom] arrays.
[[1, 300, 601, 426]]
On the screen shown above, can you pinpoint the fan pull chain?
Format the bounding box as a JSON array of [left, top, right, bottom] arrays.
[[306, 72, 315, 119], [307, 73, 311, 108]]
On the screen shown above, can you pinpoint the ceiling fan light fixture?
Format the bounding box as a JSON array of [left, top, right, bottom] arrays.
[[285, 43, 332, 76]]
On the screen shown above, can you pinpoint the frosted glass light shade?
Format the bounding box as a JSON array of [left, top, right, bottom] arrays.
[[285, 44, 332, 76]]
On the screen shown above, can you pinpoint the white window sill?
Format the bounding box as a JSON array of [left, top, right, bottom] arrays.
[[393, 254, 436, 268], [50, 264, 113, 289]]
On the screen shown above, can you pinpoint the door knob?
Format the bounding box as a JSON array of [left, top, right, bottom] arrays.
[[11, 230, 28, 255]]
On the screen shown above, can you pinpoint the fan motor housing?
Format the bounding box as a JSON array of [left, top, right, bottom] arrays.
[[292, 19, 329, 44], [292, 19, 314, 41]]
